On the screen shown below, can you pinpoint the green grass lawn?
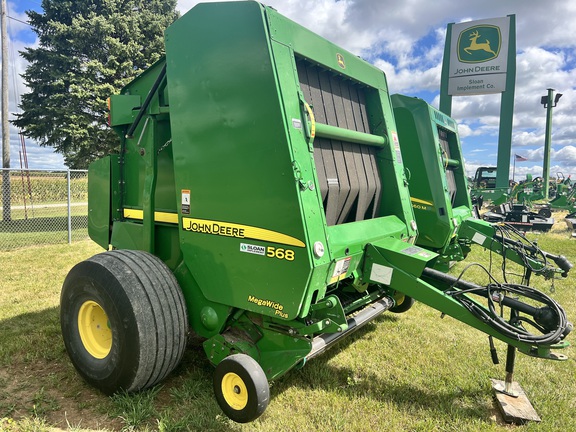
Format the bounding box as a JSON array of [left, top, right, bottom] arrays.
[[1, 229, 575, 431], [0, 205, 89, 250]]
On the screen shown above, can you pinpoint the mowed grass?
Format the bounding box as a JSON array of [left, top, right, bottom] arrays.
[[0, 205, 89, 250], [1, 225, 576, 431]]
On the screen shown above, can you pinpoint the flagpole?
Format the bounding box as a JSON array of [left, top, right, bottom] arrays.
[[512, 157, 516, 182]]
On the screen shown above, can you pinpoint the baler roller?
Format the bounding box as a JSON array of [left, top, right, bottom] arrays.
[[314, 122, 387, 147]]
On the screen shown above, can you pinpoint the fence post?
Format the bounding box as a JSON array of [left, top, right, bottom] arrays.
[[67, 169, 72, 244]]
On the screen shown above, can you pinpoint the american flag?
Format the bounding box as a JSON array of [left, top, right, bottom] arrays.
[[515, 154, 528, 162]]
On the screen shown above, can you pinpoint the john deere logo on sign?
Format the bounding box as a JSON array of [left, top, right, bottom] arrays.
[[457, 25, 501, 63], [336, 53, 346, 69]]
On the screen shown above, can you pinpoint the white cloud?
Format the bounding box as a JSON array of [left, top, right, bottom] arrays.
[[5, 0, 576, 174]]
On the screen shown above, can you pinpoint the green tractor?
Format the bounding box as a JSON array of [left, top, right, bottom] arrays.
[[61, 2, 572, 423]]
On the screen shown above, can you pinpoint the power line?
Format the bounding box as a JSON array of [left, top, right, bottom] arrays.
[[8, 15, 30, 26]]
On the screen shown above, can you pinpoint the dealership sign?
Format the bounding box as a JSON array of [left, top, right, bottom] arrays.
[[448, 16, 511, 96]]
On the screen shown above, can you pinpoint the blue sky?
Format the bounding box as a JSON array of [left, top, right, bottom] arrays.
[[4, 0, 576, 180]]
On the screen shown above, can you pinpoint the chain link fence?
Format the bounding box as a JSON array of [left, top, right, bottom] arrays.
[[0, 169, 89, 251]]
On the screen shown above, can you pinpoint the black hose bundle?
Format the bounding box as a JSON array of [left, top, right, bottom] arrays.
[[449, 280, 569, 346], [423, 265, 571, 346]]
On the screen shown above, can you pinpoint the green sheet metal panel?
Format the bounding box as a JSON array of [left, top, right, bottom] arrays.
[[165, 1, 314, 320], [88, 156, 112, 249], [164, 1, 417, 320]]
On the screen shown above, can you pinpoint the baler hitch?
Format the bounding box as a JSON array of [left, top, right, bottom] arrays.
[[421, 267, 572, 351]]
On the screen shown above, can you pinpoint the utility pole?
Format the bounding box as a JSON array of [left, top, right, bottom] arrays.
[[541, 88, 562, 200], [1, 0, 10, 222]]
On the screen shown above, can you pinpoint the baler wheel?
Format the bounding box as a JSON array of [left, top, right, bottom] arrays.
[[389, 295, 415, 313], [60, 250, 188, 395], [213, 354, 270, 423]]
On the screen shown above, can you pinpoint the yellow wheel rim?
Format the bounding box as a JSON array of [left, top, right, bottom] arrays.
[[78, 300, 112, 359], [221, 372, 248, 410]]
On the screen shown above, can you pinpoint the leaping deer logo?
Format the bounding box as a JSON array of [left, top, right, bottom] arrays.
[[464, 30, 496, 56]]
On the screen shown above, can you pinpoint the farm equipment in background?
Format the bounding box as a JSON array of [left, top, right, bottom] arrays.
[[512, 174, 547, 204], [60, 2, 572, 423], [548, 174, 576, 212], [482, 203, 555, 232], [564, 212, 576, 238], [470, 166, 509, 205], [391, 94, 570, 278]]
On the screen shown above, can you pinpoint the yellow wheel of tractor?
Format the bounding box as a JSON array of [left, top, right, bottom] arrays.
[[213, 354, 269, 423], [221, 372, 249, 410]]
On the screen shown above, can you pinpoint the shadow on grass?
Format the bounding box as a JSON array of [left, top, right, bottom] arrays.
[[276, 313, 494, 424], [2, 306, 491, 430], [0, 215, 87, 233], [0, 307, 62, 363], [0, 308, 240, 431]]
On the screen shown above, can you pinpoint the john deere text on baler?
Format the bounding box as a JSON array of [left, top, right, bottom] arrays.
[[61, 2, 571, 423], [391, 94, 572, 278]]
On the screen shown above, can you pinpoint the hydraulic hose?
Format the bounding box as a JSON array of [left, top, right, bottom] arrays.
[[421, 267, 571, 346], [494, 232, 573, 276]]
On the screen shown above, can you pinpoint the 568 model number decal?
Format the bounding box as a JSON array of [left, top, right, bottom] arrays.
[[240, 244, 295, 261], [266, 246, 294, 261]]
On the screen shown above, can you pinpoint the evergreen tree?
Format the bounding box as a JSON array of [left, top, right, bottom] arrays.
[[13, 0, 178, 168]]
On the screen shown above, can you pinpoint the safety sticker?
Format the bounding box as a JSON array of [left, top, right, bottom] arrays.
[[472, 232, 486, 246], [181, 189, 190, 215], [391, 131, 403, 164], [402, 245, 433, 258], [240, 243, 266, 256], [332, 257, 351, 279], [370, 264, 393, 285], [402, 246, 421, 255]]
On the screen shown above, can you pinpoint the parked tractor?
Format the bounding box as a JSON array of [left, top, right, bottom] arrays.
[[60, 2, 572, 423]]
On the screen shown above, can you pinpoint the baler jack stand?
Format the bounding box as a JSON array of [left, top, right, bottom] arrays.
[[491, 345, 541, 424]]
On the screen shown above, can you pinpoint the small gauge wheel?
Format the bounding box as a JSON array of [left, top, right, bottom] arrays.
[[390, 295, 415, 313], [213, 354, 270, 423]]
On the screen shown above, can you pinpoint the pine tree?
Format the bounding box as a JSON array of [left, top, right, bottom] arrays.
[[13, 0, 178, 168]]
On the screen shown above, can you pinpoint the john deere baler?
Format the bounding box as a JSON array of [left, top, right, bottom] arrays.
[[391, 94, 572, 279], [61, 1, 571, 423]]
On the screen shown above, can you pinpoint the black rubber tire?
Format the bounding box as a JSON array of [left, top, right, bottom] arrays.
[[213, 354, 270, 423], [389, 295, 415, 313], [60, 250, 188, 395], [538, 207, 552, 218]]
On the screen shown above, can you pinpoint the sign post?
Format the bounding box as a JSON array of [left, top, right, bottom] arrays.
[[440, 15, 516, 189]]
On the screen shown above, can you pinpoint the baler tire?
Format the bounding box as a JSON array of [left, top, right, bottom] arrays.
[[60, 250, 188, 395], [389, 295, 415, 313], [213, 354, 270, 423]]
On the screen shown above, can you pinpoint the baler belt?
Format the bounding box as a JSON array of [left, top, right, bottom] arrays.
[[296, 59, 381, 226], [439, 128, 457, 205]]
